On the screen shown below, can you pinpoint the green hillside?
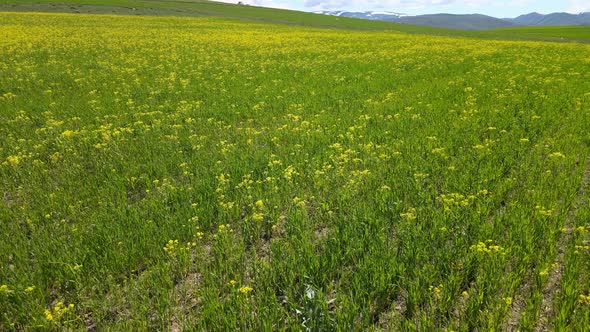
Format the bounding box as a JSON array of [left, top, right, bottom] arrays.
[[0, 0, 447, 33], [2, 0, 589, 43]]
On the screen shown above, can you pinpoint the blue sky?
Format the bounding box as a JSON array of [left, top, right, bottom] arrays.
[[218, 0, 590, 17]]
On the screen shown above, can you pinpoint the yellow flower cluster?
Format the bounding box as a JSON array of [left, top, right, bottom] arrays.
[[5, 155, 20, 167], [413, 172, 429, 180], [548, 152, 565, 159], [472, 139, 496, 153], [574, 227, 589, 253], [293, 196, 307, 208], [238, 286, 253, 295], [283, 165, 298, 181], [163, 239, 196, 255], [400, 208, 417, 221], [213, 224, 233, 239], [44, 302, 74, 322], [535, 205, 554, 217], [0, 284, 11, 294], [438, 190, 489, 212], [470, 241, 504, 254], [439, 193, 471, 209], [215, 173, 236, 210], [429, 285, 442, 299]]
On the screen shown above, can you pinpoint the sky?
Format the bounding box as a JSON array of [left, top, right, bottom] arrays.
[[216, 0, 590, 18]]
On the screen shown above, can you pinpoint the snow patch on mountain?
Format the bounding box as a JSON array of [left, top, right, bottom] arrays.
[[315, 11, 407, 20]]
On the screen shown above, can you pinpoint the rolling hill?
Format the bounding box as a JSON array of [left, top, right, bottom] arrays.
[[506, 12, 590, 26], [316, 11, 516, 30], [395, 14, 516, 30], [318, 10, 590, 30]]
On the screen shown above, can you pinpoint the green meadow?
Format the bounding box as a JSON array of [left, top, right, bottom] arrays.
[[0, 4, 589, 331], [1, 0, 590, 42]]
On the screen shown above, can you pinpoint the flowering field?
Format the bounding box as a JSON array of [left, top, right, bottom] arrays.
[[1, 12, 589, 330]]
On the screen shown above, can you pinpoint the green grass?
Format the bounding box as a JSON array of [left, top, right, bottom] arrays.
[[474, 25, 590, 43], [1, 0, 590, 43], [0, 0, 446, 32], [1, 10, 590, 331], [494, 25, 590, 39]]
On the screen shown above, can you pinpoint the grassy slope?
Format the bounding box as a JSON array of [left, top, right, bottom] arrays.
[[1, 9, 589, 332], [0, 0, 449, 32], [1, 0, 589, 43]]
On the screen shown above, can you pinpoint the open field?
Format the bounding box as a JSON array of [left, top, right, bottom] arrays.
[[1, 0, 590, 43], [474, 26, 590, 43], [491, 26, 590, 40], [1, 10, 590, 331]]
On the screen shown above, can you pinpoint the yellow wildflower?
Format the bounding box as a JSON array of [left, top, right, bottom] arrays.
[[239, 286, 253, 295], [0, 284, 11, 294], [6, 155, 20, 166], [252, 212, 264, 222], [548, 152, 565, 159], [44, 309, 53, 321], [400, 208, 417, 221]]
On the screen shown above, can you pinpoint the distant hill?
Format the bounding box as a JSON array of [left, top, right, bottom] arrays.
[[316, 11, 515, 30], [506, 12, 590, 26], [396, 14, 516, 30], [503, 12, 545, 26], [318, 10, 590, 30]]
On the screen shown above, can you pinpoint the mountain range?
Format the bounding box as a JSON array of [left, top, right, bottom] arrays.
[[315, 11, 590, 30]]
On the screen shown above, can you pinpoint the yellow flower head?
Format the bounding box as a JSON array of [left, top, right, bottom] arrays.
[[239, 286, 253, 295], [44, 309, 53, 321]]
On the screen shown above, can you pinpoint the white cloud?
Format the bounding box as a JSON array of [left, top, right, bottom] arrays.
[[215, 0, 292, 10], [302, 0, 490, 11], [213, 0, 587, 15], [568, 0, 590, 13]]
